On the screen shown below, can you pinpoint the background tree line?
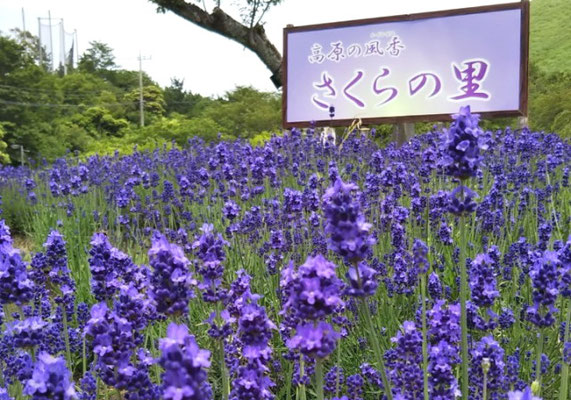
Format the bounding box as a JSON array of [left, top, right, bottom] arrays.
[[0, 31, 281, 164], [0, 0, 570, 164]]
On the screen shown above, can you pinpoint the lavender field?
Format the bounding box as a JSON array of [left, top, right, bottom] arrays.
[[0, 107, 569, 400]]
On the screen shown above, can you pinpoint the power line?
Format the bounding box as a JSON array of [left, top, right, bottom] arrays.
[[0, 83, 120, 96], [0, 99, 134, 108], [0, 99, 201, 108]]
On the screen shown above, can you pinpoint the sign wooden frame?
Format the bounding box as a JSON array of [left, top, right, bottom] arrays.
[[282, 1, 530, 128]]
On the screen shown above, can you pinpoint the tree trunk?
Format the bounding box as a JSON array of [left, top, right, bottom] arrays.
[[151, 0, 283, 87]]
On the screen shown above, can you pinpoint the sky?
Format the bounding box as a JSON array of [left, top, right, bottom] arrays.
[[0, 0, 517, 97]]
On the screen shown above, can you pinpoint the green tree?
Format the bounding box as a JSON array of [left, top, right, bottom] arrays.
[[0, 124, 10, 164], [78, 41, 117, 74], [164, 77, 213, 117], [124, 85, 166, 123], [204, 86, 280, 138]]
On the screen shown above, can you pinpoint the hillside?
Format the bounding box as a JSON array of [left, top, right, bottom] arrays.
[[530, 0, 571, 73]]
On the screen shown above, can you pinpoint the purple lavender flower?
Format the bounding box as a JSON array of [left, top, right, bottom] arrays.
[[5, 317, 48, 349], [281, 254, 344, 321], [0, 242, 33, 305], [78, 372, 96, 400], [412, 239, 429, 274], [325, 366, 345, 393], [24, 352, 77, 399], [192, 223, 229, 265], [230, 367, 275, 400], [0, 386, 12, 400], [149, 234, 196, 316], [287, 321, 340, 359], [427, 301, 461, 347], [360, 363, 382, 389], [88, 233, 118, 302], [469, 253, 500, 308], [439, 105, 488, 180], [223, 200, 241, 221], [345, 261, 379, 297], [499, 308, 515, 329], [470, 336, 505, 397], [192, 223, 229, 302], [527, 250, 560, 327], [387, 321, 423, 398], [322, 178, 375, 263], [447, 185, 478, 216], [0, 220, 12, 246], [237, 301, 276, 363], [507, 387, 542, 400], [42, 231, 73, 287], [346, 373, 364, 400], [84, 303, 137, 388], [428, 272, 442, 300], [159, 323, 212, 400], [428, 340, 459, 399]]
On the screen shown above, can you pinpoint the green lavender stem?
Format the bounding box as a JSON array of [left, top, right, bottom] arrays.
[[420, 273, 429, 400], [61, 308, 73, 370], [315, 359, 324, 400], [300, 356, 307, 400], [459, 214, 469, 400], [560, 300, 570, 400], [83, 333, 87, 377], [336, 336, 341, 397], [535, 329, 544, 397], [219, 337, 229, 400], [483, 371, 488, 400], [361, 299, 393, 400]]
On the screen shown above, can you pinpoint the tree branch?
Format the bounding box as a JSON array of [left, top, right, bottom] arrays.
[[150, 0, 283, 87]]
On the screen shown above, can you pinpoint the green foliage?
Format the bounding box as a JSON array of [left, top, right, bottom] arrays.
[[0, 123, 10, 164], [249, 130, 273, 146], [528, 62, 571, 136], [124, 85, 167, 123], [78, 106, 130, 136], [1, 0, 570, 163], [530, 0, 571, 74], [164, 77, 212, 117], [78, 41, 117, 74], [204, 86, 281, 138]]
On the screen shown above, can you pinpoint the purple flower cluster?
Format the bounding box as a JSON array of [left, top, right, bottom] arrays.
[[469, 253, 500, 307], [230, 296, 276, 400], [84, 303, 138, 389], [24, 352, 77, 399], [192, 223, 229, 303], [0, 106, 569, 399], [149, 234, 196, 316], [386, 321, 423, 399], [159, 323, 212, 400], [323, 178, 375, 263], [0, 224, 33, 305], [439, 105, 488, 180], [527, 251, 560, 327], [470, 336, 505, 397], [282, 254, 344, 359], [88, 233, 119, 302]]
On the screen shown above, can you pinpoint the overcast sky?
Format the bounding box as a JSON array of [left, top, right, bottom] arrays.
[[0, 0, 516, 97]]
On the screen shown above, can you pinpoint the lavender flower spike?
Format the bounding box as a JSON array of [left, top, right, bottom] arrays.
[[24, 352, 77, 399]]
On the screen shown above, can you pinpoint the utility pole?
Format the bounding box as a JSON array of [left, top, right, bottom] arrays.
[[21, 8, 26, 32], [138, 53, 151, 127]]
